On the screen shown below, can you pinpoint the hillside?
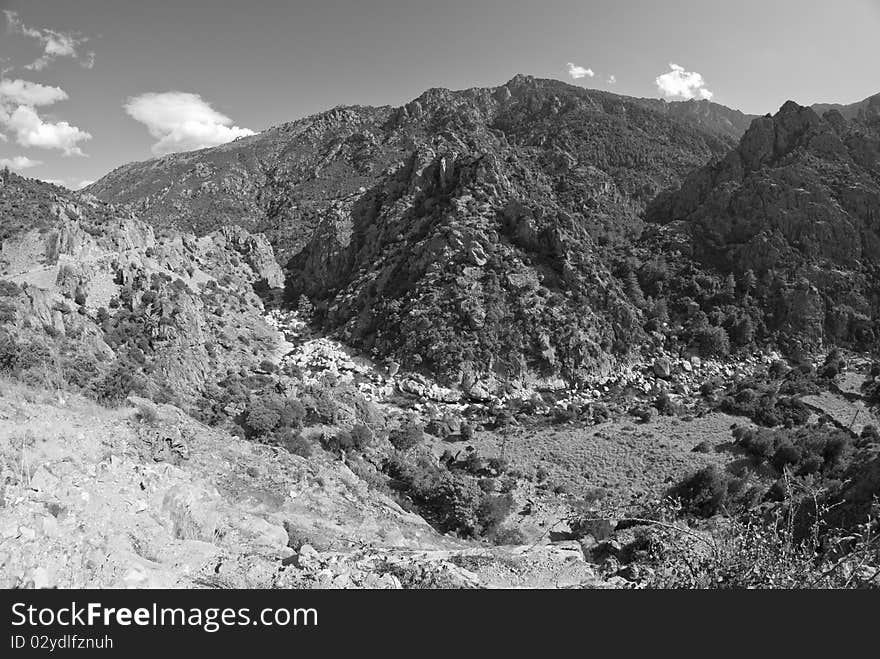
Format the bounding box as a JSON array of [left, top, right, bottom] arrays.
[[0, 171, 284, 407], [645, 99, 880, 351]]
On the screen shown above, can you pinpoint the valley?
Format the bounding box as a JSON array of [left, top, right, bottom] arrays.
[[1, 77, 879, 588]]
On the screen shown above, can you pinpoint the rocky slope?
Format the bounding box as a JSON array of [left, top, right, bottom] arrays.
[[645, 99, 880, 350], [0, 171, 284, 406], [2, 379, 638, 589]]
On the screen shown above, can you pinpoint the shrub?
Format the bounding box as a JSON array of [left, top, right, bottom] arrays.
[[0, 333, 52, 374], [384, 455, 506, 537], [95, 359, 149, 405], [490, 525, 528, 545], [280, 430, 313, 458], [654, 392, 677, 416], [389, 423, 424, 451], [350, 423, 373, 450], [693, 325, 730, 358], [323, 424, 373, 454], [245, 399, 281, 436], [277, 398, 307, 430], [860, 425, 879, 444], [673, 466, 733, 517]]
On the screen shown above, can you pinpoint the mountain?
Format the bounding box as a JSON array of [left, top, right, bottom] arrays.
[[86, 76, 747, 262], [89, 75, 747, 391], [645, 99, 880, 350], [634, 97, 758, 141], [813, 92, 880, 121]]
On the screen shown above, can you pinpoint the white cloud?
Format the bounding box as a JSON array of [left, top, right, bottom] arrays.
[[655, 63, 713, 101], [0, 77, 91, 155], [0, 78, 68, 106], [124, 91, 255, 155], [607, 75, 617, 85], [566, 63, 595, 80], [3, 104, 91, 156], [0, 155, 42, 170], [3, 10, 93, 71], [35, 177, 93, 190]]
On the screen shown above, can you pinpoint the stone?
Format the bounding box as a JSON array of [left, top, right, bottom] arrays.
[[653, 358, 672, 379], [31, 567, 51, 589]]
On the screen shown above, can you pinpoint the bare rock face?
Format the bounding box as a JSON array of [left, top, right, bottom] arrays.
[[212, 225, 284, 289], [0, 172, 284, 405]]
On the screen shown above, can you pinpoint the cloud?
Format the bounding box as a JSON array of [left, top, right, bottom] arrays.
[[0, 77, 91, 155], [655, 63, 713, 101], [0, 78, 68, 106], [3, 10, 94, 71], [607, 75, 617, 85], [566, 63, 594, 80], [124, 91, 255, 155], [0, 155, 42, 170], [2, 104, 91, 156], [36, 177, 94, 190]]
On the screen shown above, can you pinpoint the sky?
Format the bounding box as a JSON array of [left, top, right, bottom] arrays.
[[0, 0, 878, 189]]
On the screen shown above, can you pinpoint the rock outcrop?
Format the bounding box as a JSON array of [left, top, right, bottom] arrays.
[[0, 172, 284, 405]]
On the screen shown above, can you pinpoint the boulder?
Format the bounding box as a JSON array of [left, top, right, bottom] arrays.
[[653, 358, 672, 379]]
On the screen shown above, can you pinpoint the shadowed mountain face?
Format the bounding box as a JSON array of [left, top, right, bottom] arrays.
[[645, 99, 880, 349]]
